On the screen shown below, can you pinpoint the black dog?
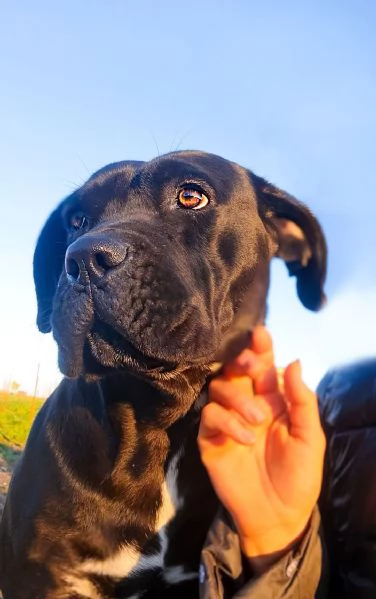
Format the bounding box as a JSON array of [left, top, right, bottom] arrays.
[[0, 151, 326, 598]]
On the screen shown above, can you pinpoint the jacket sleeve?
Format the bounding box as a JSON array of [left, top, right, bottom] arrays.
[[199, 506, 328, 599], [318, 360, 376, 598]]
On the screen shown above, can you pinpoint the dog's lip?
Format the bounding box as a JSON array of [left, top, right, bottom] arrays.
[[87, 318, 177, 372]]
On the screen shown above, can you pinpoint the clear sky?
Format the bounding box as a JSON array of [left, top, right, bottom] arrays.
[[0, 0, 375, 395]]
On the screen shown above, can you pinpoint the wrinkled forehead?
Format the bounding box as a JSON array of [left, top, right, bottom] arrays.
[[75, 151, 254, 212], [142, 151, 245, 199]]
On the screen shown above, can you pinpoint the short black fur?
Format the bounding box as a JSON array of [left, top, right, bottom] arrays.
[[0, 150, 327, 599]]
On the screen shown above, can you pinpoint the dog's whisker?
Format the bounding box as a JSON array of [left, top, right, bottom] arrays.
[[150, 129, 161, 157], [175, 129, 193, 152], [62, 179, 83, 191], [169, 132, 179, 153], [75, 153, 92, 176]]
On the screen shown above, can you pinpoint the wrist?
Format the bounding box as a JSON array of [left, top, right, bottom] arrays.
[[240, 521, 310, 575], [240, 519, 309, 559]]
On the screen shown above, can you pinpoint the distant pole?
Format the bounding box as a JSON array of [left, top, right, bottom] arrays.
[[33, 363, 40, 398]]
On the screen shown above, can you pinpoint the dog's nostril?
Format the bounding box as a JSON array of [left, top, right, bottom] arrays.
[[95, 252, 112, 271], [66, 258, 80, 281], [65, 240, 128, 284], [94, 247, 128, 271]]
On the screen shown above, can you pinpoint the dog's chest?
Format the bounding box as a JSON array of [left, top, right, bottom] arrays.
[[66, 451, 199, 597]]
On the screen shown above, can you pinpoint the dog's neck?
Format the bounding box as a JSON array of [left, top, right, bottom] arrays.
[[87, 367, 210, 513], [101, 363, 210, 431]]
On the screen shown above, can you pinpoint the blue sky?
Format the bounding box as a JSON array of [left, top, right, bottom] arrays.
[[0, 0, 375, 395]]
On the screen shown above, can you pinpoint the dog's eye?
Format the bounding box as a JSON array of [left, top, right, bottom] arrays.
[[177, 189, 209, 210], [68, 212, 88, 231]]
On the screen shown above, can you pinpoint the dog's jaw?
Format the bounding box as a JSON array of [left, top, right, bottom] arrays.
[[51, 282, 95, 378]]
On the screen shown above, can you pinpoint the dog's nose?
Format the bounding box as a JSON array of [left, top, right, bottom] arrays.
[[65, 236, 128, 284]]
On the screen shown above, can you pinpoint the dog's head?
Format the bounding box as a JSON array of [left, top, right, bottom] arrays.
[[34, 151, 326, 379]]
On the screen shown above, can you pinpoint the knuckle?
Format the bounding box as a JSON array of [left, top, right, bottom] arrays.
[[201, 402, 222, 425], [197, 434, 205, 451], [227, 414, 241, 432], [208, 378, 225, 396], [201, 403, 214, 420]]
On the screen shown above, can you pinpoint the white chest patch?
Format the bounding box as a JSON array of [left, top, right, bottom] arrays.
[[66, 449, 196, 596]]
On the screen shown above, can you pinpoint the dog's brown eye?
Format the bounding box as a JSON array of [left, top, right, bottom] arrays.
[[69, 212, 87, 231], [177, 189, 209, 210]]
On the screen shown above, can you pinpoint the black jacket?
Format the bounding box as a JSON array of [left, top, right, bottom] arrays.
[[199, 358, 376, 598]]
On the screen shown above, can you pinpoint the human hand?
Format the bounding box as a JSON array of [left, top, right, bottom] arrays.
[[198, 326, 325, 561]]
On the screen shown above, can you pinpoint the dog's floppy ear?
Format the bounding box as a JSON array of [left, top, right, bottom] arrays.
[[33, 203, 67, 333], [253, 174, 327, 311]]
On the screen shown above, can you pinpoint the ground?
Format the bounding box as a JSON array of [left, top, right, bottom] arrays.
[[0, 393, 43, 517]]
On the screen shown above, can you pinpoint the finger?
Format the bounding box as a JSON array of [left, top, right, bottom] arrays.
[[251, 325, 274, 356], [253, 365, 279, 395], [209, 377, 265, 424], [284, 361, 321, 440], [223, 355, 279, 397], [198, 402, 256, 445], [223, 349, 266, 376], [250, 327, 280, 394], [208, 378, 286, 430], [253, 390, 286, 425], [223, 326, 274, 376]]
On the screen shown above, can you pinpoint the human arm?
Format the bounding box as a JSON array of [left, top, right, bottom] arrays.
[[198, 326, 327, 596]]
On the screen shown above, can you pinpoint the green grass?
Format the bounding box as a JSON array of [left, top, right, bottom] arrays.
[[0, 443, 21, 467], [0, 393, 44, 449]]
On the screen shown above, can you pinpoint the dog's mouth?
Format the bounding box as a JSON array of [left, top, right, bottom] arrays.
[[84, 318, 177, 374]]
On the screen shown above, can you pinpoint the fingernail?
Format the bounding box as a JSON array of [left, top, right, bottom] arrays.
[[245, 405, 265, 424], [292, 359, 302, 375], [240, 429, 256, 444], [236, 353, 255, 369]]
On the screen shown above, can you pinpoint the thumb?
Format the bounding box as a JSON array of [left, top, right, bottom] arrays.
[[284, 360, 320, 441]]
